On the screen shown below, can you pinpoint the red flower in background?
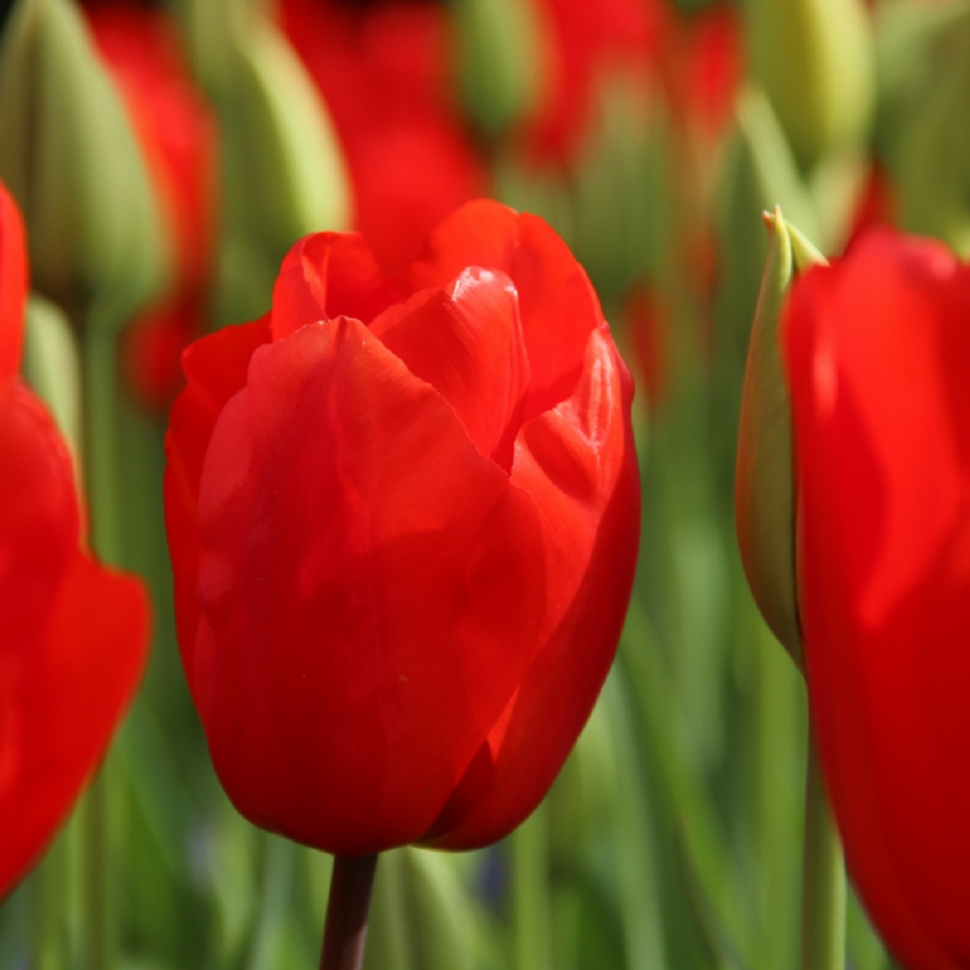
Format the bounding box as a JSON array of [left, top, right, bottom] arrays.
[[0, 182, 149, 897], [785, 230, 970, 970], [165, 200, 640, 856], [279, 0, 487, 271], [659, 3, 742, 146], [86, 3, 217, 410], [524, 0, 667, 165]]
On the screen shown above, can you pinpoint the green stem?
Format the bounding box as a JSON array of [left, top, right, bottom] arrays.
[[511, 802, 551, 970], [800, 731, 846, 970], [319, 855, 379, 970], [81, 326, 120, 562], [78, 323, 122, 970], [29, 835, 66, 970]]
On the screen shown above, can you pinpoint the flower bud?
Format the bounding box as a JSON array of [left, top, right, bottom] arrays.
[[219, 12, 352, 268], [0, 0, 171, 327], [455, 0, 544, 138], [735, 207, 825, 668], [746, 0, 875, 166]]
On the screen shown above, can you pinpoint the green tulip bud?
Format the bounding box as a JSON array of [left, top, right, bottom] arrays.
[[23, 293, 80, 455], [0, 0, 171, 329], [713, 87, 821, 491], [455, 0, 543, 138], [735, 207, 825, 669], [746, 0, 875, 167], [220, 13, 352, 271]]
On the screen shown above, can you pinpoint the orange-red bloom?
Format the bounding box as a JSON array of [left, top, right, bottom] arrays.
[[0, 182, 149, 897], [785, 229, 970, 970], [86, 2, 217, 410], [164, 200, 640, 855]]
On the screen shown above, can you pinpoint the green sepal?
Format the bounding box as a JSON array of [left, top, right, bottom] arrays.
[[735, 207, 825, 670]]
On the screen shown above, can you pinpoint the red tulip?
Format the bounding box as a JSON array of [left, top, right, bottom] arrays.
[[523, 0, 667, 165], [279, 0, 487, 271], [164, 199, 640, 855], [0, 181, 149, 897], [785, 229, 970, 970], [86, 2, 217, 410]]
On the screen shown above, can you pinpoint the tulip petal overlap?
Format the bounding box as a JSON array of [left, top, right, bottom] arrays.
[[165, 199, 640, 855]]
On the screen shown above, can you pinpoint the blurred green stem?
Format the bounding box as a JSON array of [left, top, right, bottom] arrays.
[[511, 802, 551, 970], [29, 837, 66, 970], [79, 322, 122, 970], [320, 854, 379, 970], [800, 731, 845, 970]]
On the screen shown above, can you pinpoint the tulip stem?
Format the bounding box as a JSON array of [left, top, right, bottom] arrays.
[[79, 322, 122, 970], [800, 731, 846, 970], [319, 854, 379, 970]]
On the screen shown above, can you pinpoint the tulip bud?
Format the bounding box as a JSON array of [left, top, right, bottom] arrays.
[[746, 0, 875, 166], [713, 86, 821, 486], [23, 294, 81, 456], [454, 0, 544, 138], [220, 14, 352, 270], [0, 0, 171, 328], [735, 207, 825, 668]]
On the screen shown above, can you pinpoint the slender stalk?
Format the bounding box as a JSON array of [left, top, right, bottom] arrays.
[[511, 803, 551, 970], [79, 323, 121, 970], [319, 855, 379, 970], [800, 731, 846, 970]]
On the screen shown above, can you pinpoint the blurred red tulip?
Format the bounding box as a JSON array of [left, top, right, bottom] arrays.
[[165, 199, 640, 856], [660, 3, 743, 144], [523, 0, 667, 165], [86, 3, 217, 410], [785, 229, 970, 970], [0, 181, 149, 897], [279, 0, 487, 270]]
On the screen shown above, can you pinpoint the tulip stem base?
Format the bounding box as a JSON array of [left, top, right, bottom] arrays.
[[800, 731, 845, 970], [319, 854, 379, 970]]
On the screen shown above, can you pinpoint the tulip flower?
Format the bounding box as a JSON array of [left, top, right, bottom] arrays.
[[782, 229, 970, 970], [85, 2, 217, 409], [520, 0, 667, 166], [278, 0, 487, 270], [164, 199, 640, 861], [0, 180, 149, 897]]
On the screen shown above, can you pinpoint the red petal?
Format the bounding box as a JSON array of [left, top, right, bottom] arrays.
[[0, 381, 78, 597], [0, 183, 27, 381], [787, 229, 970, 970], [0, 381, 149, 896], [402, 200, 604, 419], [164, 317, 271, 705], [425, 325, 640, 848], [193, 318, 548, 854], [0, 554, 148, 897], [371, 267, 531, 469], [270, 233, 397, 341]]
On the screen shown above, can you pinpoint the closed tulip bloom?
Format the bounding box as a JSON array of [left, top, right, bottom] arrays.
[[0, 181, 149, 896], [785, 230, 970, 969], [164, 199, 640, 856]]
